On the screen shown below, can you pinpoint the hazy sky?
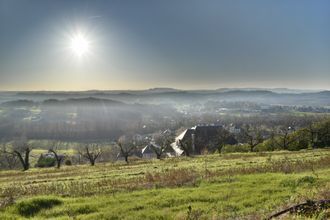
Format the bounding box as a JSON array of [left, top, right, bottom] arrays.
[[0, 0, 329, 91]]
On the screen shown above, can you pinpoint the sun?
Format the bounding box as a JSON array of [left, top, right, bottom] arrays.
[[69, 32, 90, 57]]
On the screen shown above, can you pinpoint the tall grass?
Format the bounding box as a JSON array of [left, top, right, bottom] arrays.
[[0, 150, 329, 219], [0, 152, 329, 201]]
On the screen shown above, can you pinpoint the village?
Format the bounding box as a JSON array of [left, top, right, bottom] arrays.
[[32, 122, 303, 168], [35, 124, 240, 166]]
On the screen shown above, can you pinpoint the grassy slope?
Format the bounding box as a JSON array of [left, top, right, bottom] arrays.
[[0, 149, 329, 219]]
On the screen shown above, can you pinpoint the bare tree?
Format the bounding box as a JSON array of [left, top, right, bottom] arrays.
[[151, 130, 174, 159], [317, 119, 330, 147], [274, 126, 297, 150], [307, 123, 319, 149], [117, 135, 142, 163], [79, 143, 101, 166], [48, 141, 65, 168], [267, 128, 278, 151], [216, 128, 232, 154], [241, 125, 263, 152], [10, 137, 31, 171]]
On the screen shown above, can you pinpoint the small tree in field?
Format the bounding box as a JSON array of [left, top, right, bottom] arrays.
[[151, 130, 174, 159], [215, 128, 232, 154], [307, 123, 319, 149], [275, 126, 298, 150], [79, 143, 101, 166], [10, 137, 31, 171], [48, 141, 65, 168], [241, 125, 263, 152], [117, 135, 142, 163]]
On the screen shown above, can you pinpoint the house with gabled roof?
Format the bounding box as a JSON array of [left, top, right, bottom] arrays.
[[172, 124, 237, 155], [142, 142, 177, 158]]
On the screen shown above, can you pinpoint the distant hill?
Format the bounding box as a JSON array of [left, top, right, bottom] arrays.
[[145, 88, 181, 93], [1, 99, 35, 107], [1, 88, 329, 107], [220, 90, 275, 95], [216, 88, 323, 94], [0, 97, 126, 107], [42, 97, 125, 106]]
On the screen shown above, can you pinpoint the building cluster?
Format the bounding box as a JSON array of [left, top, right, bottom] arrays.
[[39, 124, 243, 163], [122, 124, 240, 159]]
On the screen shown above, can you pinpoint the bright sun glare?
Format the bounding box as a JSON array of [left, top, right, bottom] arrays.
[[69, 32, 90, 57]]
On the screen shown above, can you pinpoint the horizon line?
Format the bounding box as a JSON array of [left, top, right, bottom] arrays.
[[0, 87, 328, 93]]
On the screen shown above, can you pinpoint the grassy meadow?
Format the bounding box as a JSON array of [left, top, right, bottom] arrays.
[[0, 149, 329, 219]]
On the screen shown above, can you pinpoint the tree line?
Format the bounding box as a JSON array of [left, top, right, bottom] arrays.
[[0, 118, 329, 171]]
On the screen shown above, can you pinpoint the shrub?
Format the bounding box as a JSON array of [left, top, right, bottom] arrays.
[[36, 156, 56, 168], [16, 197, 62, 217], [254, 142, 272, 152], [65, 159, 72, 166], [257, 139, 277, 151]]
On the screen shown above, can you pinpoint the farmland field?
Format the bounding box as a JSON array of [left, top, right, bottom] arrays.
[[0, 149, 329, 219], [2, 0, 330, 219]]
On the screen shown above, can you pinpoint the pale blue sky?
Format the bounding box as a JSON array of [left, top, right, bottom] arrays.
[[0, 0, 329, 90]]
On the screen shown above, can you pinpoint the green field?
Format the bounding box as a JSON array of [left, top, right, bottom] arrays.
[[0, 149, 329, 219]]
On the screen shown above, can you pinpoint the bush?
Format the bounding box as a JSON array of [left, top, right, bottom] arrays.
[[65, 159, 72, 166], [36, 156, 56, 168], [257, 138, 278, 151], [286, 129, 310, 151], [254, 143, 271, 152], [16, 197, 62, 217]]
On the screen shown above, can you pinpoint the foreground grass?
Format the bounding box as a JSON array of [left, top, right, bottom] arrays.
[[0, 149, 329, 219]]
